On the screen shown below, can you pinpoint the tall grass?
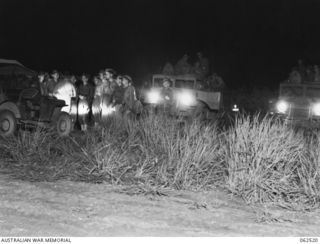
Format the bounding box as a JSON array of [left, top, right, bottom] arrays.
[[0, 113, 319, 210], [223, 115, 320, 210], [0, 128, 69, 181], [123, 113, 224, 189]]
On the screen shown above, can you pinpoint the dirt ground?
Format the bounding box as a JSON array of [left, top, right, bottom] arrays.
[[0, 173, 319, 237]]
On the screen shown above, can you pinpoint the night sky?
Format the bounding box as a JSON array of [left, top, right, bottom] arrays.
[[1, 0, 320, 89]]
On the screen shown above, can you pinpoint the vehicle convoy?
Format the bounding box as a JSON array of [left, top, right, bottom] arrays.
[[0, 59, 73, 137], [140, 74, 223, 119], [271, 81, 320, 127]]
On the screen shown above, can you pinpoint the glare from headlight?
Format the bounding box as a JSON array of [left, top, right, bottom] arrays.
[[102, 104, 116, 117], [276, 101, 288, 114], [147, 90, 161, 104], [78, 100, 90, 116], [177, 91, 195, 106], [313, 103, 320, 116]]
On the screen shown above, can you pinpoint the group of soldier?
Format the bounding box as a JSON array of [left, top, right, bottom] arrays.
[[288, 59, 320, 83], [161, 52, 225, 89], [37, 69, 142, 131], [162, 52, 210, 79]]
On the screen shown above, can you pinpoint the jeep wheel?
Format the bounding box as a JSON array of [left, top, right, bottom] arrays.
[[56, 112, 72, 137], [0, 110, 17, 137]]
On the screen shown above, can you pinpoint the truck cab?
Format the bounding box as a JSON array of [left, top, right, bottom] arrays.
[[141, 74, 223, 118], [272, 81, 320, 127]]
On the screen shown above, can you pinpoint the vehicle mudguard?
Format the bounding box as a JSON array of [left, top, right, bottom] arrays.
[[0, 101, 21, 119], [196, 91, 221, 111]]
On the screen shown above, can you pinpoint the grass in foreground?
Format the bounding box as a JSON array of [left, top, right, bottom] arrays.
[[0, 113, 319, 210]]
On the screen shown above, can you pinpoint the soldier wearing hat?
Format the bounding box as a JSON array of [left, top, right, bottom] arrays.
[[46, 70, 60, 96], [112, 75, 124, 106], [92, 75, 104, 126], [78, 73, 94, 131], [121, 75, 143, 116], [160, 78, 174, 112], [38, 71, 49, 96], [105, 68, 115, 82]]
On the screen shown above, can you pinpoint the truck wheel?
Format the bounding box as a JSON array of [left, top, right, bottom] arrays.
[[0, 110, 17, 137], [194, 103, 209, 120], [56, 112, 72, 137]]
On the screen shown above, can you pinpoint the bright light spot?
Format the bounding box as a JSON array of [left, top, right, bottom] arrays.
[[78, 100, 90, 116], [177, 91, 195, 106], [232, 104, 239, 112], [313, 103, 320, 116], [102, 104, 116, 116], [147, 90, 161, 104], [276, 101, 288, 114], [53, 82, 76, 113]]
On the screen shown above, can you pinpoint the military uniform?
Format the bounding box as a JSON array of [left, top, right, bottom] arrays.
[[92, 82, 104, 124], [78, 83, 94, 125], [45, 78, 57, 96], [123, 85, 136, 112]]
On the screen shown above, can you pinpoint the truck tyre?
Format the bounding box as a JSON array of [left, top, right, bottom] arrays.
[[0, 110, 17, 137], [194, 103, 209, 120], [55, 112, 72, 137]]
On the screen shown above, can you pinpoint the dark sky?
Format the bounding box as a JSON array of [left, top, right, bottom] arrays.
[[1, 0, 320, 88]]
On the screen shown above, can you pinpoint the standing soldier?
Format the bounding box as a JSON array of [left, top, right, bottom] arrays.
[[100, 69, 116, 122], [38, 72, 49, 96], [92, 75, 104, 126], [78, 74, 94, 131], [103, 68, 115, 96], [53, 75, 77, 113], [111, 75, 124, 112], [105, 68, 115, 81], [160, 78, 174, 114], [47, 70, 60, 96], [121, 75, 142, 117]]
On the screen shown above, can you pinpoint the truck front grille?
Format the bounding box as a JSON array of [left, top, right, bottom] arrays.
[[289, 107, 310, 119]]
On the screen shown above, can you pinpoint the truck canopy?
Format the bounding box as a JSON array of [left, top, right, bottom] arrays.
[[0, 59, 36, 77]]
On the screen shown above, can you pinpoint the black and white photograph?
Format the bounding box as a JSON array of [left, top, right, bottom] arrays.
[[0, 0, 319, 239]]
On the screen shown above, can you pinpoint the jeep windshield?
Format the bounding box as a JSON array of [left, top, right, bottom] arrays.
[[175, 79, 195, 89], [280, 86, 303, 97]]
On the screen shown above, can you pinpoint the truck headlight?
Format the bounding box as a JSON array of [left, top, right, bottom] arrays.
[[312, 103, 320, 116], [276, 101, 288, 114], [147, 90, 161, 104], [177, 91, 195, 106]]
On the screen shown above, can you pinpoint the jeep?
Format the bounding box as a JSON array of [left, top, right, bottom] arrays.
[[0, 59, 73, 137]]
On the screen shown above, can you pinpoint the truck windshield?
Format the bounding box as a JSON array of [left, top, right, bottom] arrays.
[[153, 78, 164, 87], [175, 79, 194, 89], [280, 86, 303, 97], [306, 87, 320, 98]]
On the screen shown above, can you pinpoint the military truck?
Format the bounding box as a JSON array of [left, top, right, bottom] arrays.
[[271, 81, 320, 127], [0, 59, 73, 137], [140, 74, 223, 119]]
